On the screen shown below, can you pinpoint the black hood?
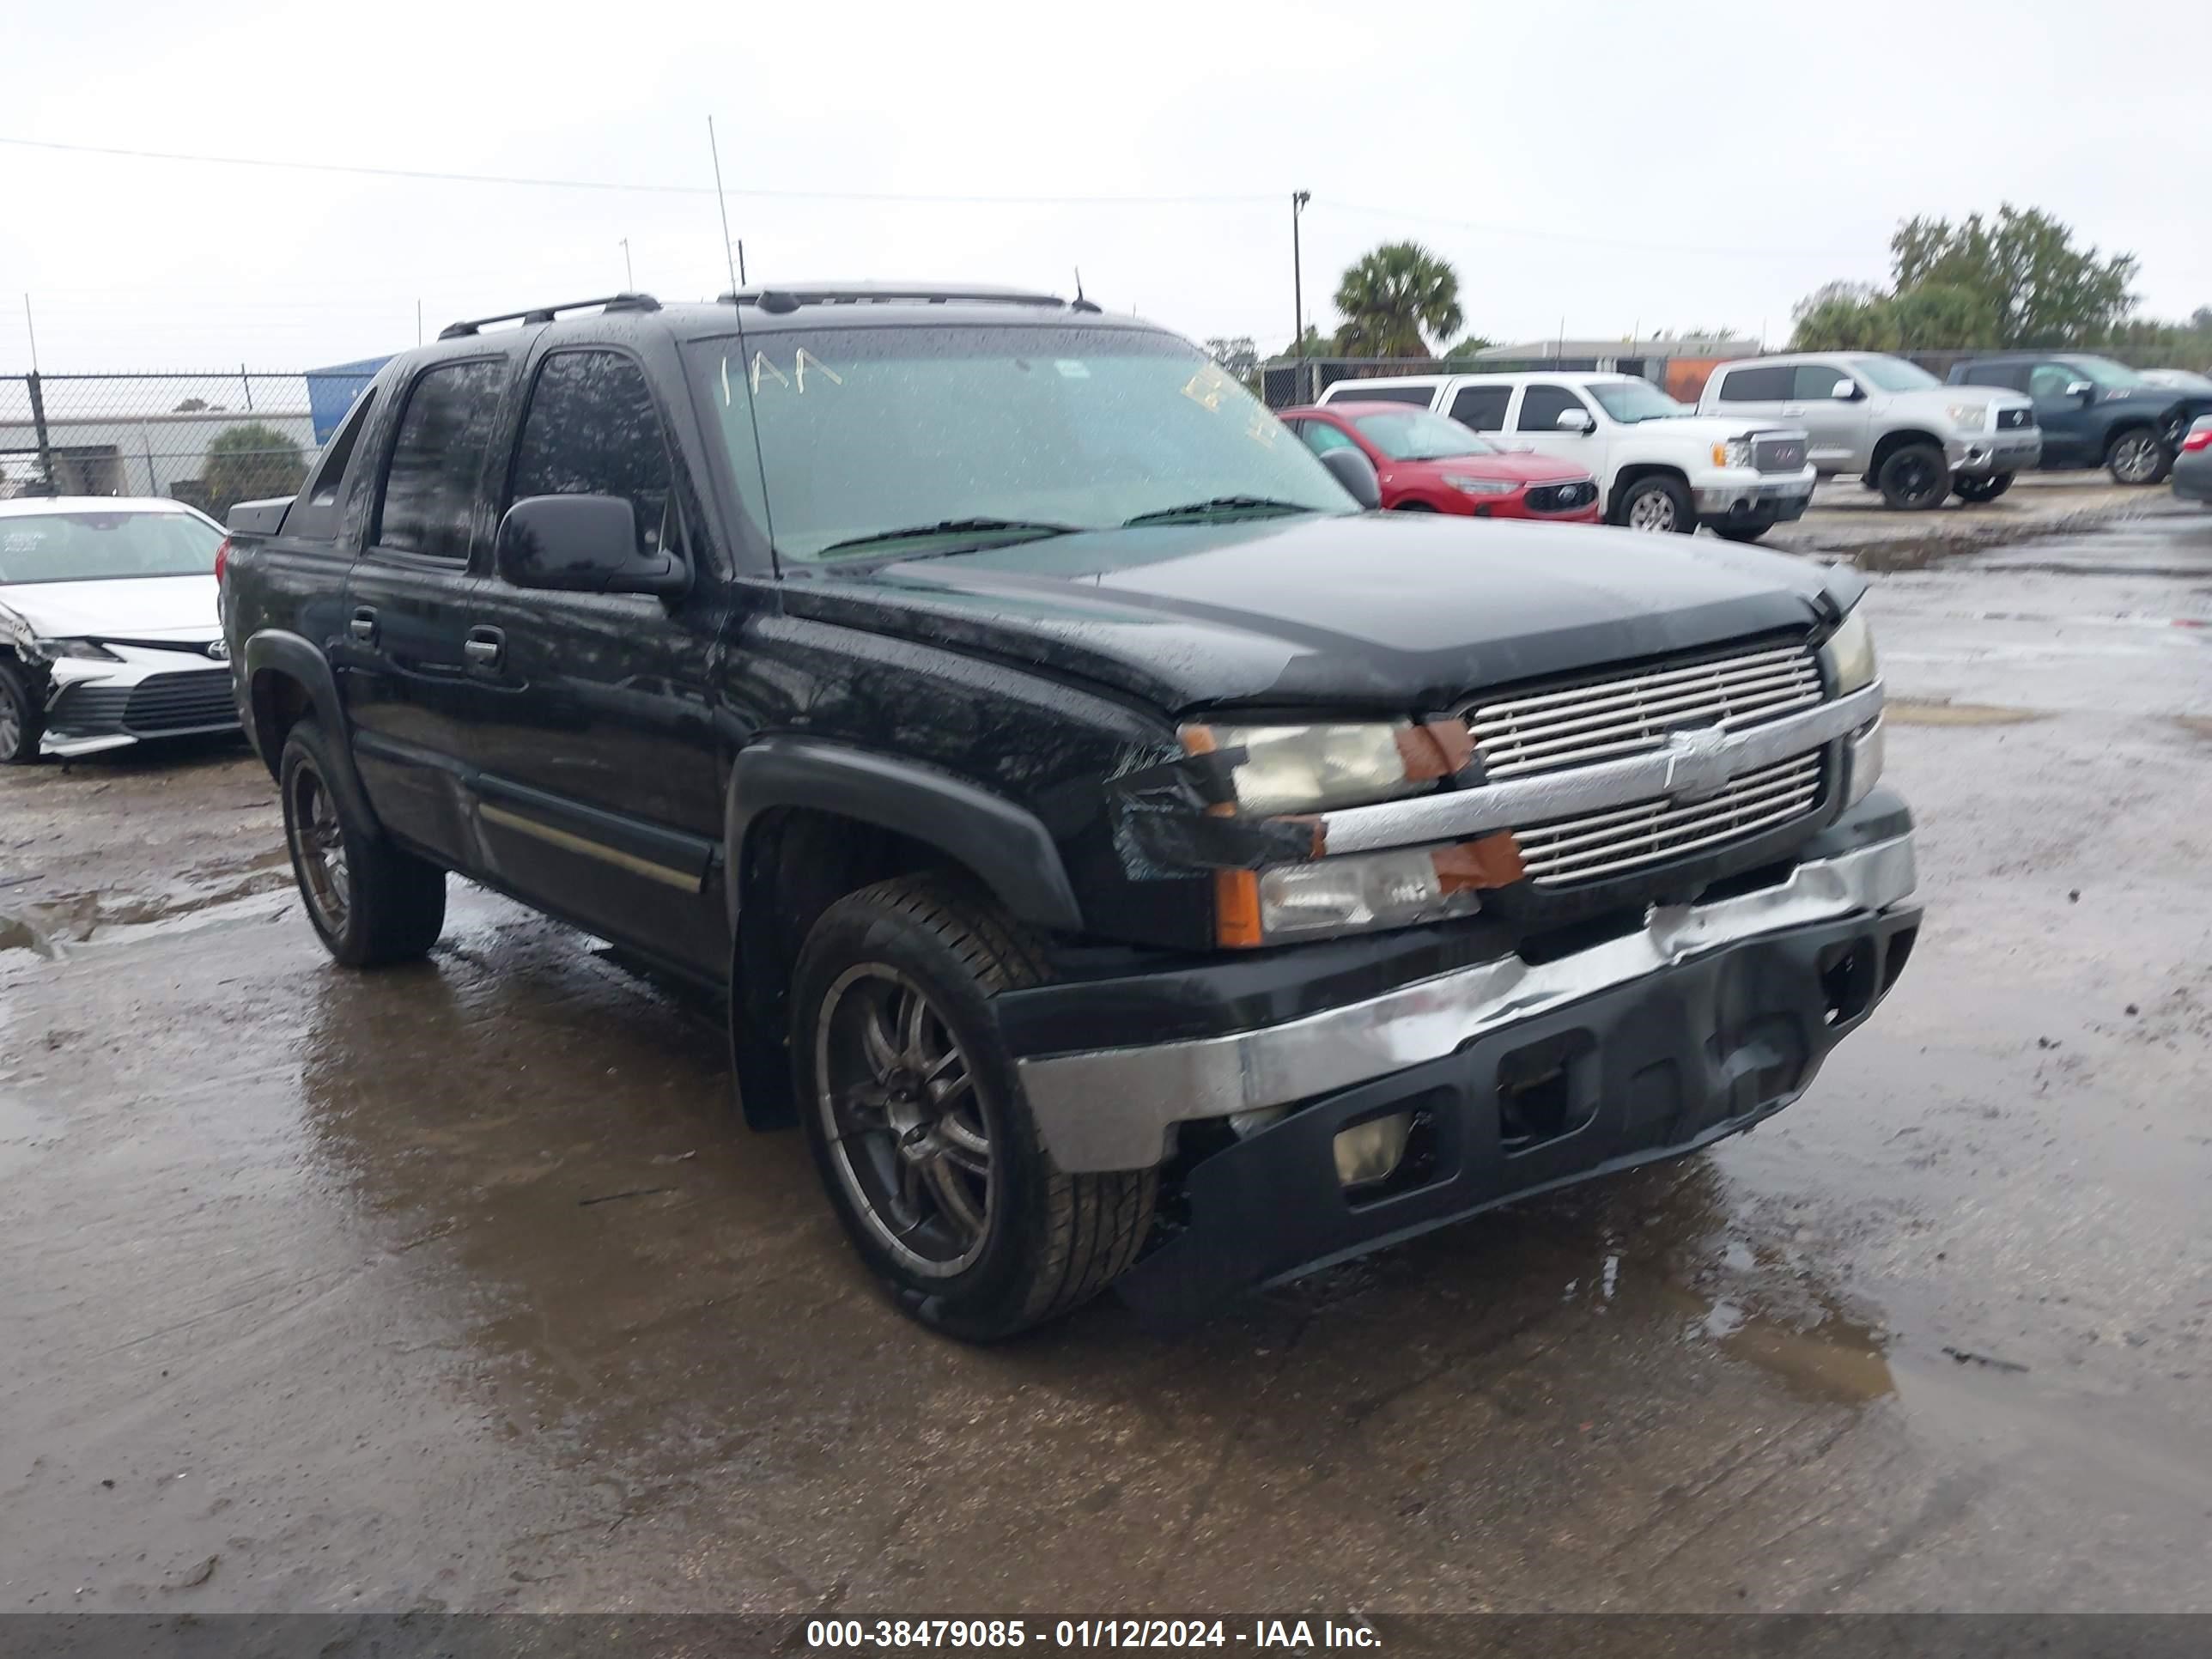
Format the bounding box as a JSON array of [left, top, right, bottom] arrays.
[[775, 513, 1861, 713]]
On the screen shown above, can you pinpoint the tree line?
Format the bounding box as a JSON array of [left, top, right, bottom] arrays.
[[1206, 209, 2211, 377]]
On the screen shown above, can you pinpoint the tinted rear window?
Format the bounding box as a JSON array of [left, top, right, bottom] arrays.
[[1717, 366, 1790, 401]]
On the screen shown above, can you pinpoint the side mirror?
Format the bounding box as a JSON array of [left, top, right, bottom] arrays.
[[1316, 446, 1382, 509], [2065, 380, 2095, 402], [495, 495, 688, 596], [1832, 378, 1860, 401], [1554, 406, 1596, 434]]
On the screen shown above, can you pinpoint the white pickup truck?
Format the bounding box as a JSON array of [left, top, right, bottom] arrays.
[[1317, 371, 1815, 540]]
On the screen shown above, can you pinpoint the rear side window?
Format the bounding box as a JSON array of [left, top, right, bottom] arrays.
[[507, 351, 674, 557], [1514, 384, 1588, 431], [374, 360, 507, 561], [305, 388, 377, 510], [1716, 366, 1790, 401], [1349, 386, 1436, 408], [1448, 385, 1511, 430]]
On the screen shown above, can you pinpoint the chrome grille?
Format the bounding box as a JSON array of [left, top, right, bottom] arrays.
[[1514, 754, 1823, 885], [1753, 434, 1808, 473], [1464, 643, 1824, 781]]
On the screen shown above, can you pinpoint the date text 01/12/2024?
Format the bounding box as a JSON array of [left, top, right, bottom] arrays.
[[803, 1618, 1382, 1648]]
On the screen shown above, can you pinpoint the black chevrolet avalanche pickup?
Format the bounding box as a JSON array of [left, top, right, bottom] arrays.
[[221, 285, 1919, 1338]]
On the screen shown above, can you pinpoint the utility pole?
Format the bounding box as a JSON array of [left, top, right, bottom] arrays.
[[1291, 191, 1311, 370], [620, 238, 634, 290], [416, 300, 423, 346]]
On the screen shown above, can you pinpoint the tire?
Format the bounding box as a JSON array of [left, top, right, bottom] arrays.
[[1711, 523, 1770, 543], [1612, 475, 1694, 533], [279, 720, 446, 967], [1389, 501, 1437, 512], [793, 873, 1156, 1340], [1875, 442, 1950, 511], [2106, 427, 2171, 486], [0, 661, 44, 764], [1953, 472, 2014, 504]]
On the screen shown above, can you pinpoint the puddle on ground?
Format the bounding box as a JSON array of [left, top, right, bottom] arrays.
[[0, 849, 294, 957], [1886, 699, 2049, 726]]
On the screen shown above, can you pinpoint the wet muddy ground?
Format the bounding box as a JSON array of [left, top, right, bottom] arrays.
[[3, 513, 2209, 1614]]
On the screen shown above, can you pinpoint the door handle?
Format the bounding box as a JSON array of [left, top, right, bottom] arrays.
[[464, 625, 505, 668], [349, 607, 378, 641]]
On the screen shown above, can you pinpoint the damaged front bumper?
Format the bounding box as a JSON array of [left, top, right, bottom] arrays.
[[1003, 796, 1920, 1320], [39, 645, 239, 757]]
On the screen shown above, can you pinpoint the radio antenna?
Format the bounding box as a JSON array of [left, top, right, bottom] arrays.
[[708, 114, 777, 566]]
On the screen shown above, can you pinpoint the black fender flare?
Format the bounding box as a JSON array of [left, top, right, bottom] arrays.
[[723, 734, 1084, 935], [242, 629, 383, 842]]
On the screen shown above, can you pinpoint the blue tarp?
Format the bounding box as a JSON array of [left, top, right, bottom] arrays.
[[305, 356, 393, 443]]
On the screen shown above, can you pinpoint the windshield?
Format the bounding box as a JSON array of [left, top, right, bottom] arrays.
[[1585, 380, 1690, 423], [1349, 410, 1498, 459], [2067, 356, 2145, 390], [0, 509, 222, 586], [1853, 356, 1942, 392], [688, 326, 1352, 562]]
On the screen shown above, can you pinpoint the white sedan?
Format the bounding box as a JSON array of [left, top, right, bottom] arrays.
[[0, 496, 237, 763]]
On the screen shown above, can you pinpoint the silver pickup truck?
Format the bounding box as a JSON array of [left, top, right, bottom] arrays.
[[1700, 352, 2039, 510]]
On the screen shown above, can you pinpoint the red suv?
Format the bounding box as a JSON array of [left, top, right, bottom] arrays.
[[1280, 402, 1601, 521]]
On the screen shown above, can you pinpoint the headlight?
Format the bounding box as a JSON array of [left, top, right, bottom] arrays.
[[1819, 608, 1877, 696], [1253, 845, 1482, 941], [1212, 836, 1522, 946], [32, 637, 121, 662], [1444, 475, 1516, 495], [1944, 401, 1991, 431], [1718, 438, 1756, 469], [1189, 721, 1432, 817], [1820, 608, 1883, 805], [1844, 716, 1885, 807]]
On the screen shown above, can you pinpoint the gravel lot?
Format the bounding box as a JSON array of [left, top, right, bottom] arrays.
[[3, 510, 2209, 1616]]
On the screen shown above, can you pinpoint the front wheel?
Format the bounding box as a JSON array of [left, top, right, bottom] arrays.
[[2106, 428, 2171, 486], [1711, 522, 1771, 543], [280, 720, 447, 967], [1954, 472, 2014, 504], [1613, 476, 1694, 533], [1876, 442, 1950, 511], [0, 661, 45, 764], [793, 874, 1155, 1340]]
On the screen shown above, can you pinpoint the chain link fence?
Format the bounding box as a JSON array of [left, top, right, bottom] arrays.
[[0, 365, 384, 518]]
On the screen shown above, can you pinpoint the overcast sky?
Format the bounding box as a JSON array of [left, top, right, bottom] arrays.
[[6, 0, 2209, 374]]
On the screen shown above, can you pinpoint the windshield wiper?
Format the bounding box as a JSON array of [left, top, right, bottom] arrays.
[[1121, 495, 1318, 526], [812, 517, 1081, 560]]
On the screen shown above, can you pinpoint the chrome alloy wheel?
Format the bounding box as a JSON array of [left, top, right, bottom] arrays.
[[2111, 430, 2163, 484], [815, 964, 994, 1277], [288, 766, 351, 935], [1626, 489, 1679, 531]]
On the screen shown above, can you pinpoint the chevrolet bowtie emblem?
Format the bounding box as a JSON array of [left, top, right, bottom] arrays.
[[1662, 726, 1732, 803]]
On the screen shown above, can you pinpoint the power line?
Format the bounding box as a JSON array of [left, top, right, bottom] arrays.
[[0, 135, 1273, 207]]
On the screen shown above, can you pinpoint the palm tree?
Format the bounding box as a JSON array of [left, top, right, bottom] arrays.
[[1334, 243, 1465, 359]]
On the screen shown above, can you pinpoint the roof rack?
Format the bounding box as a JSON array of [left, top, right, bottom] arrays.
[[438, 292, 661, 340], [715, 282, 1071, 315]]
